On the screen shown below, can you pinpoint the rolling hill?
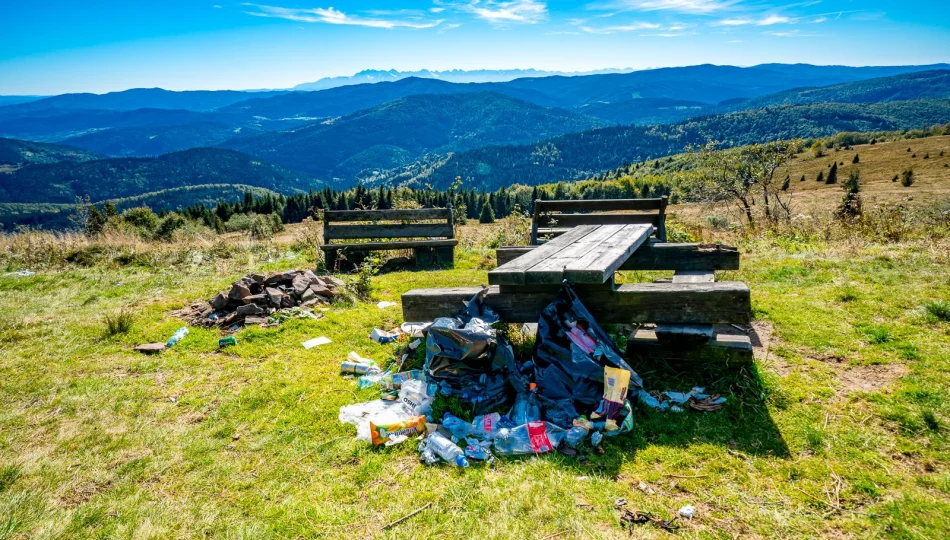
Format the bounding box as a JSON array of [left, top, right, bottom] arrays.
[[728, 70, 950, 110], [219, 92, 606, 180], [0, 146, 320, 204], [407, 99, 950, 190], [0, 137, 102, 168]]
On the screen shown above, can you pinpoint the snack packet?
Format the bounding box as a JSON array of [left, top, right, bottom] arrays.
[[592, 366, 631, 420], [370, 415, 427, 446]]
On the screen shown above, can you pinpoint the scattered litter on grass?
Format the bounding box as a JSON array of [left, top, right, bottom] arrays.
[[218, 336, 236, 348], [166, 327, 188, 348], [302, 337, 331, 349], [371, 328, 399, 344], [5, 270, 35, 277], [342, 351, 379, 375], [370, 415, 427, 446], [678, 504, 696, 519], [619, 509, 680, 532], [377, 301, 398, 309], [637, 387, 726, 412]]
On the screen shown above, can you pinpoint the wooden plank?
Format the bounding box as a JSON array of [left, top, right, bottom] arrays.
[[496, 242, 740, 270], [401, 282, 751, 324], [324, 223, 453, 240], [522, 225, 627, 285], [488, 225, 598, 286], [537, 198, 664, 212], [672, 270, 716, 283], [320, 239, 457, 251], [325, 208, 450, 222], [626, 328, 753, 365], [537, 213, 659, 228], [562, 224, 652, 284]]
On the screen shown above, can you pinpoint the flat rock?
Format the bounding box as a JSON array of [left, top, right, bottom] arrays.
[[323, 276, 346, 289], [210, 292, 229, 310], [244, 315, 269, 325], [249, 273, 265, 284], [292, 274, 311, 295], [280, 295, 296, 308], [134, 343, 165, 355], [309, 283, 331, 297], [265, 287, 285, 307], [243, 294, 269, 306], [236, 303, 264, 316], [228, 282, 251, 301], [300, 288, 317, 303]]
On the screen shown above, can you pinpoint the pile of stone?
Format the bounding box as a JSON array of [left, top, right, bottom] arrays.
[[176, 270, 347, 328]]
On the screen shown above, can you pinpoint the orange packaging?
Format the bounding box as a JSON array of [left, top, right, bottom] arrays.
[[369, 415, 427, 446]]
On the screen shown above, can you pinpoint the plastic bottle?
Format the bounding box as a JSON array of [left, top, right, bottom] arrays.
[[494, 421, 566, 455], [442, 413, 472, 440], [166, 327, 189, 348], [470, 412, 502, 440], [425, 432, 469, 467], [565, 417, 591, 449], [509, 383, 541, 425]]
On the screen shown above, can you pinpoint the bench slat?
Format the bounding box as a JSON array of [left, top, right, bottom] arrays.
[[497, 243, 740, 270], [562, 224, 652, 283], [401, 282, 751, 324], [537, 213, 660, 227], [325, 208, 451, 221], [522, 225, 625, 284], [321, 239, 457, 251], [325, 223, 453, 240], [488, 225, 597, 286]]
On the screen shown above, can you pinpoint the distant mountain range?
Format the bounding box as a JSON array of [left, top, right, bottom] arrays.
[[3, 63, 950, 229], [292, 68, 632, 91]]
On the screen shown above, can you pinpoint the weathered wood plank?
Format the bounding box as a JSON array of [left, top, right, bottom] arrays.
[[537, 213, 659, 227], [522, 225, 626, 285], [671, 270, 716, 283], [402, 282, 751, 324], [562, 224, 651, 284], [325, 223, 453, 240], [488, 225, 597, 286], [321, 239, 457, 251], [325, 208, 451, 222], [626, 328, 753, 365], [496, 243, 740, 271], [535, 198, 665, 212]]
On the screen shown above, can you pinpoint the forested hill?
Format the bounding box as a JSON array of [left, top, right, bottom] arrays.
[[0, 147, 321, 204], [413, 99, 950, 190], [220, 92, 606, 179], [0, 137, 103, 168], [728, 70, 950, 110]]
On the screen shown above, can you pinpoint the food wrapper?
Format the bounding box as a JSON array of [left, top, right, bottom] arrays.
[[370, 415, 427, 446], [592, 366, 631, 420]]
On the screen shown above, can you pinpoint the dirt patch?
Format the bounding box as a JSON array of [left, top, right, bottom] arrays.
[[717, 320, 781, 371], [837, 363, 909, 395]]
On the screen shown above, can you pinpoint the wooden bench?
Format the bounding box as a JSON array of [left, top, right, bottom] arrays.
[[530, 196, 668, 244], [321, 207, 457, 269]]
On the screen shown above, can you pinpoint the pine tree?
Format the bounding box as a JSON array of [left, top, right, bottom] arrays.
[[781, 175, 790, 191], [826, 162, 838, 184], [479, 201, 495, 224], [901, 168, 915, 187], [852, 154, 860, 164], [86, 206, 107, 236], [836, 168, 862, 220], [817, 170, 824, 182], [103, 201, 118, 219]]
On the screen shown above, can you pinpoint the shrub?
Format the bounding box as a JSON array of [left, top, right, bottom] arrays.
[[104, 310, 133, 337], [816, 170, 824, 182], [705, 215, 731, 230], [479, 201, 495, 224], [811, 141, 824, 157], [350, 258, 378, 301], [923, 153, 929, 159], [826, 162, 838, 184], [901, 168, 915, 187], [891, 174, 899, 182], [250, 214, 276, 240], [223, 213, 254, 233], [852, 154, 860, 164], [86, 206, 107, 236], [836, 168, 862, 220], [154, 213, 187, 241], [121, 206, 159, 234]]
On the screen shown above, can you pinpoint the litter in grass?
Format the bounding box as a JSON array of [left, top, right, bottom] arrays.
[[166, 327, 188, 348], [370, 328, 399, 343], [5, 270, 35, 277], [218, 336, 236, 348], [377, 301, 398, 309], [678, 504, 696, 519], [302, 337, 331, 349], [637, 387, 726, 412]]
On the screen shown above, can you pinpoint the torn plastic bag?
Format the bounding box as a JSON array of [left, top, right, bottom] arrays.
[[339, 399, 414, 442], [533, 283, 642, 409], [424, 288, 516, 413]]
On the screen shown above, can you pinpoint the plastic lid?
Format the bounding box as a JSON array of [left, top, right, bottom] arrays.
[[456, 456, 470, 467], [529, 383, 537, 392]]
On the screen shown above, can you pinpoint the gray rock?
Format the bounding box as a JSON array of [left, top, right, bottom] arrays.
[[249, 273, 265, 284], [228, 281, 251, 301], [300, 288, 317, 303], [280, 295, 296, 308], [265, 287, 284, 307], [210, 292, 229, 310], [243, 294, 269, 306], [309, 283, 332, 298], [236, 303, 264, 316], [323, 276, 346, 289], [292, 274, 311, 295], [134, 343, 165, 355]]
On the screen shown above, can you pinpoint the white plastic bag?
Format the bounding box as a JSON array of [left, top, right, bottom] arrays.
[[399, 379, 436, 419]]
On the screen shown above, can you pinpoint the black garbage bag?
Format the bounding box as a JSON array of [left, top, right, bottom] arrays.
[[424, 288, 517, 414], [533, 283, 643, 410]]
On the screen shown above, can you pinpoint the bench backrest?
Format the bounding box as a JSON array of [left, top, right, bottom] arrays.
[[530, 197, 668, 245], [323, 207, 455, 244]]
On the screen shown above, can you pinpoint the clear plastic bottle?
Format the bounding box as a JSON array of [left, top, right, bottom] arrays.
[[425, 432, 469, 467], [565, 417, 591, 449], [494, 421, 566, 455], [509, 383, 541, 425], [442, 413, 472, 440], [166, 327, 189, 348]]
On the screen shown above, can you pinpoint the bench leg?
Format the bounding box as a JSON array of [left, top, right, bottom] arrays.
[[435, 246, 454, 266], [413, 247, 434, 266], [324, 249, 337, 271]]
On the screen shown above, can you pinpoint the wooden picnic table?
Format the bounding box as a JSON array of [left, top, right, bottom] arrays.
[[488, 224, 652, 286]]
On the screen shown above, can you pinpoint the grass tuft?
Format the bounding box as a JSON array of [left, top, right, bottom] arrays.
[[103, 310, 133, 337], [923, 410, 942, 432], [861, 324, 893, 344], [923, 300, 950, 322]]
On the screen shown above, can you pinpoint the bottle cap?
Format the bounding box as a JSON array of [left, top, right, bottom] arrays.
[[456, 455, 470, 467], [529, 383, 537, 392]]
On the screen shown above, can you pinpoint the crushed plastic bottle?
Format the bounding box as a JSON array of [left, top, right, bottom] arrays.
[[470, 412, 505, 440], [565, 417, 591, 449], [422, 432, 469, 467], [509, 383, 541, 425], [166, 327, 189, 348], [493, 421, 566, 455], [590, 431, 604, 447], [464, 439, 494, 462], [442, 413, 472, 441]]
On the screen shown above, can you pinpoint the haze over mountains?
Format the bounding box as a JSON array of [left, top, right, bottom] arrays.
[[2, 62, 950, 228]]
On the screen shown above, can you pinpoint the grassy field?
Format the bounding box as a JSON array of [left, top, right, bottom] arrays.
[[1, 177, 950, 538]]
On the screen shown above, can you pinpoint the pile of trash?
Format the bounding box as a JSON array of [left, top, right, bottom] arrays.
[[175, 269, 346, 328], [338, 284, 727, 467]]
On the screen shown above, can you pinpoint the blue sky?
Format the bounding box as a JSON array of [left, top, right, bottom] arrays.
[[1, 1, 948, 95]]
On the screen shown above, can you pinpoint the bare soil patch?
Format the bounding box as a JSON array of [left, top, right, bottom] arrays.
[[837, 363, 909, 395]]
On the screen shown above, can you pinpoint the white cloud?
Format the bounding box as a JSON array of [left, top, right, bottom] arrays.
[[811, 16, 827, 23], [451, 0, 548, 24], [765, 29, 817, 37], [243, 4, 442, 29], [589, 0, 737, 15], [711, 14, 795, 26]]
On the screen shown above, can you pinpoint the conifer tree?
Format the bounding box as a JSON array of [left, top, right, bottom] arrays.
[[479, 200, 495, 224], [836, 168, 862, 220]]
